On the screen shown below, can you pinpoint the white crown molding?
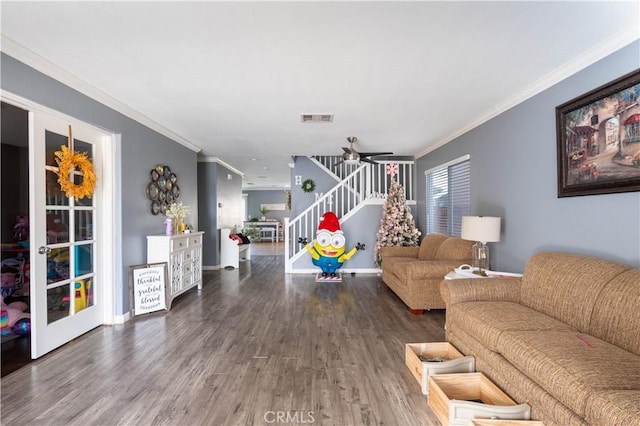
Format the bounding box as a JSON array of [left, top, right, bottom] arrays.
[[197, 156, 245, 177], [1, 34, 202, 153], [414, 27, 640, 159]]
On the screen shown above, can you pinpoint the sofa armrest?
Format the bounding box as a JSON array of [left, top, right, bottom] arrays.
[[379, 246, 419, 259], [440, 277, 522, 306]]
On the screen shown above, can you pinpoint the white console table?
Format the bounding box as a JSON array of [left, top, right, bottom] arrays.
[[147, 232, 204, 308]]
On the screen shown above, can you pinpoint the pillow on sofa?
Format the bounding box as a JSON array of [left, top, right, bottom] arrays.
[[417, 233, 449, 260]]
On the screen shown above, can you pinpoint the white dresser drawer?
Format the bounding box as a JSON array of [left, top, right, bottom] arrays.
[[171, 236, 188, 251], [182, 273, 193, 289], [188, 234, 202, 247]]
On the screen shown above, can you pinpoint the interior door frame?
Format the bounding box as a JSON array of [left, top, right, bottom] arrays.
[[2, 91, 120, 327]]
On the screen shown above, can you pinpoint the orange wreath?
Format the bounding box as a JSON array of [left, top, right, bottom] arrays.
[[54, 145, 96, 200]]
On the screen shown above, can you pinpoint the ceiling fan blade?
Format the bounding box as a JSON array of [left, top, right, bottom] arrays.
[[360, 157, 378, 165], [359, 152, 394, 158], [342, 147, 353, 154], [333, 159, 344, 167]]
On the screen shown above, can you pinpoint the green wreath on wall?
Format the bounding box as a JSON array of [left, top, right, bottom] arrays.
[[301, 179, 316, 193]]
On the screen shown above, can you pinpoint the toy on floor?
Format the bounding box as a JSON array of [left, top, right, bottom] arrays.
[[0, 294, 30, 336], [299, 212, 364, 281]]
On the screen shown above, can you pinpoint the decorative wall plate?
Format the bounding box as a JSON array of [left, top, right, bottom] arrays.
[[146, 182, 159, 200], [148, 164, 180, 215], [150, 200, 160, 215]]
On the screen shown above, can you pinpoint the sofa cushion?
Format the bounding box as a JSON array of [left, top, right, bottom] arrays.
[[588, 269, 640, 356], [520, 252, 630, 332], [497, 330, 640, 417], [585, 389, 640, 426], [433, 237, 474, 261], [417, 233, 449, 260], [449, 301, 575, 351], [389, 259, 466, 282]]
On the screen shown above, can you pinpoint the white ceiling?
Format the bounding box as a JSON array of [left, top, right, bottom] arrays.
[[2, 1, 639, 189]]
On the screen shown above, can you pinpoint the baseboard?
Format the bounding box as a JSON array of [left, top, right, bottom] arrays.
[[113, 311, 130, 324], [203, 265, 221, 271]]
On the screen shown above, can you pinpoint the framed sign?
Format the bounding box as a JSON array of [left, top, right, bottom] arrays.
[[261, 203, 286, 211], [556, 69, 640, 197], [129, 262, 168, 316]]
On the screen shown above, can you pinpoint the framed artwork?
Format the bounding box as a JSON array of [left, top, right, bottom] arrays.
[[556, 69, 640, 197]]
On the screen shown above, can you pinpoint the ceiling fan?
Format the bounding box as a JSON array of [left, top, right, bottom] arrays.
[[336, 136, 393, 166]]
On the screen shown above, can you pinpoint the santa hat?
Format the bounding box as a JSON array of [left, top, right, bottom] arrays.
[[318, 212, 342, 233]]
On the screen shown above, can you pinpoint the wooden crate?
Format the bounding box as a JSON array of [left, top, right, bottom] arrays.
[[428, 373, 531, 426], [405, 342, 475, 395]]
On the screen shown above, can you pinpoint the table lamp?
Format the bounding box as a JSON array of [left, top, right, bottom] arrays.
[[461, 216, 501, 276]]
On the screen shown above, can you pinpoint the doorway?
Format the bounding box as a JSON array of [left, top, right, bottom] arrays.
[[1, 102, 31, 375]]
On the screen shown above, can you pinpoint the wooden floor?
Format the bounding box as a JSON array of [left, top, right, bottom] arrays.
[[1, 251, 446, 425]]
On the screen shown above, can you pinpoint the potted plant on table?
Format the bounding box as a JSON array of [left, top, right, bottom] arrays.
[[166, 202, 191, 235]]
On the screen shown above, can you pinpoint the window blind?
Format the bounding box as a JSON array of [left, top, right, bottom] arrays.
[[425, 156, 470, 236]]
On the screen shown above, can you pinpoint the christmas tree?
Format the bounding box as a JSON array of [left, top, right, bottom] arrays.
[[374, 164, 421, 267]]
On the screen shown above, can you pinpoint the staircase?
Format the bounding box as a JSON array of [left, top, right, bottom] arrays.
[[285, 156, 414, 272]]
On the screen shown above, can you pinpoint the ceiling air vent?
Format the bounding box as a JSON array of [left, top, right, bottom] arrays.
[[301, 113, 333, 123]]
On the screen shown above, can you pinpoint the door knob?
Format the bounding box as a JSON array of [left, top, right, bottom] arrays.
[[38, 246, 51, 254]]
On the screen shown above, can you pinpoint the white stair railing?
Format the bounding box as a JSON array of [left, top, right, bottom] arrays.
[[312, 156, 414, 200], [312, 155, 360, 180]]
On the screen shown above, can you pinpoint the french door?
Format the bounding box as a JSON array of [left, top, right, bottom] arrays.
[[30, 112, 108, 358]]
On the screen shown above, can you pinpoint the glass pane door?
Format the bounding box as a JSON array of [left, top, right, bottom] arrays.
[[31, 112, 105, 358]]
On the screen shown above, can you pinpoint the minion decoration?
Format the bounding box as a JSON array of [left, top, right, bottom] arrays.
[[298, 212, 365, 281]]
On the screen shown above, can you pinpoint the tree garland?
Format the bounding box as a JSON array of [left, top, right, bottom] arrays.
[[301, 178, 316, 193], [54, 145, 96, 200]]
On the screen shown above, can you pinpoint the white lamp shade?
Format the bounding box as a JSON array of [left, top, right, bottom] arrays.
[[461, 216, 501, 243]]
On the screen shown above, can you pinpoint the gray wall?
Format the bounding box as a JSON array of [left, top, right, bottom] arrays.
[[243, 189, 289, 222], [197, 160, 243, 267], [1, 53, 199, 314], [290, 156, 339, 218], [416, 41, 640, 272]]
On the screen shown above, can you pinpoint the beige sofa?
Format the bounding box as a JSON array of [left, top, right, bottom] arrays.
[[379, 233, 473, 313], [440, 252, 640, 425]]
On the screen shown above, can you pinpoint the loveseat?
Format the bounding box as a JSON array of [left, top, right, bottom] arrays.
[[379, 233, 473, 313], [440, 252, 640, 425]]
